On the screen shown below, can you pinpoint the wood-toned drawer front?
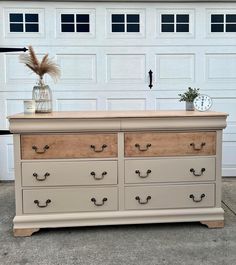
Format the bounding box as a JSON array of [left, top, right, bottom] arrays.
[[125, 157, 215, 184], [125, 132, 216, 157], [23, 187, 118, 214], [125, 184, 215, 210], [21, 134, 118, 159], [22, 161, 118, 187]]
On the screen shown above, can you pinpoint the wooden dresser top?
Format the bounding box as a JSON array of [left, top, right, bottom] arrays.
[[8, 110, 228, 120], [8, 111, 228, 133]]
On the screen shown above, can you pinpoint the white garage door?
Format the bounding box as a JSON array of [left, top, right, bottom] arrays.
[[0, 1, 236, 180]]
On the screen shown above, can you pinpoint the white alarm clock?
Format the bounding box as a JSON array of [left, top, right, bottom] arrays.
[[193, 94, 212, 112]]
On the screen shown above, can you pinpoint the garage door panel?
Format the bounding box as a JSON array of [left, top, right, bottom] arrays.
[[222, 130, 236, 142], [0, 98, 6, 129], [57, 99, 98, 111], [222, 125, 236, 138], [222, 142, 236, 176], [212, 99, 236, 122], [0, 56, 5, 86], [106, 54, 146, 84], [0, 136, 14, 181], [206, 54, 236, 81], [0, 93, 32, 130], [57, 54, 97, 83], [6, 99, 23, 116], [5, 98, 27, 128], [5, 54, 36, 84], [54, 90, 156, 111], [106, 98, 146, 110], [155, 54, 195, 82], [223, 132, 236, 142], [156, 98, 183, 110], [5, 53, 52, 85], [6, 143, 14, 179], [212, 99, 236, 140]]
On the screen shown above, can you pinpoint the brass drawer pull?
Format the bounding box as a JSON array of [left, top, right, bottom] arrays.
[[135, 143, 151, 151], [90, 171, 107, 180], [190, 168, 206, 177], [135, 169, 152, 178], [90, 144, 107, 153], [34, 199, 51, 208], [135, 196, 151, 204], [33, 172, 50, 181], [91, 197, 107, 206], [32, 145, 49, 154], [190, 142, 206, 151], [189, 194, 205, 203]]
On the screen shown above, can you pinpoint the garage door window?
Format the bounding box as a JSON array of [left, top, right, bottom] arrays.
[[111, 14, 140, 32], [9, 13, 39, 32], [211, 14, 236, 32], [107, 9, 144, 38], [61, 14, 90, 32], [161, 14, 189, 32]]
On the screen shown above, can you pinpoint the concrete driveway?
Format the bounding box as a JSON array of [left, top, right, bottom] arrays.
[[0, 180, 235, 265]]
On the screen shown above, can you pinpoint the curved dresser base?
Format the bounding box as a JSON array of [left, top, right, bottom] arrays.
[[13, 208, 224, 236]]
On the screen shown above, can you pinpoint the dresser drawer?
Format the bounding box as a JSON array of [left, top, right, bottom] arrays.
[[125, 132, 216, 157], [21, 133, 118, 159], [23, 187, 118, 214], [125, 184, 215, 210], [22, 161, 118, 187], [125, 157, 215, 184]]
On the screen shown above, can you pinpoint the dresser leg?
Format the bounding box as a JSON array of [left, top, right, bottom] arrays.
[[200, 220, 224, 228], [13, 228, 40, 237]]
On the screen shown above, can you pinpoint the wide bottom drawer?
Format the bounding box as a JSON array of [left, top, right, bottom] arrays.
[[23, 187, 118, 214], [125, 184, 215, 210]]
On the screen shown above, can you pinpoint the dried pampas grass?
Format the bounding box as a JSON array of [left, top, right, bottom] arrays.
[[19, 46, 60, 84]]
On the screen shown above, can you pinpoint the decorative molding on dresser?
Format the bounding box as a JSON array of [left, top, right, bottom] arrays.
[[8, 111, 228, 236]]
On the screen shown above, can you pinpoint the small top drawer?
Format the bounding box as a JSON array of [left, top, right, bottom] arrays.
[[21, 133, 118, 159], [125, 132, 216, 157]]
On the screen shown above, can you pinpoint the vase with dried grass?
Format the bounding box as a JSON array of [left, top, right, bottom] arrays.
[[19, 46, 60, 113]]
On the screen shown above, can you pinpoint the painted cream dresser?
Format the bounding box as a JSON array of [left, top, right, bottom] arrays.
[[8, 111, 228, 236]]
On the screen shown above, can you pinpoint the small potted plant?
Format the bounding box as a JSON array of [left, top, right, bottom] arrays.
[[178, 87, 200, 111]]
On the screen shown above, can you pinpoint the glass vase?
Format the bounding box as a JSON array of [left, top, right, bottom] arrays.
[[32, 84, 52, 113]]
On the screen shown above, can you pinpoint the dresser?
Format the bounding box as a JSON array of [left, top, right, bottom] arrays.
[[8, 111, 228, 237]]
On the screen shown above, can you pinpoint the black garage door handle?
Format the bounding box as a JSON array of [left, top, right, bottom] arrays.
[[148, 70, 153, 89]]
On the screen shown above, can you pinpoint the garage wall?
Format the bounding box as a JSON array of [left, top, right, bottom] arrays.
[[0, 1, 236, 180]]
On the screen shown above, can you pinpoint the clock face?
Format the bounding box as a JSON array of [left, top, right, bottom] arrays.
[[193, 95, 213, 112]]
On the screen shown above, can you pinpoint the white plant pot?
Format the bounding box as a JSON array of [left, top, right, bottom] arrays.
[[185, 101, 194, 111]]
